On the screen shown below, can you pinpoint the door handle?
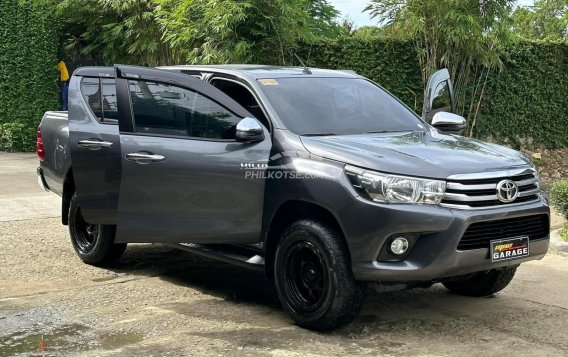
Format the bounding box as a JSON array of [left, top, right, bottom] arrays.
[[78, 139, 113, 149], [125, 152, 166, 163]]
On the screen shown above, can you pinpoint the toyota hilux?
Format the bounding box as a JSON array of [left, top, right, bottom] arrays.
[[36, 65, 550, 330]]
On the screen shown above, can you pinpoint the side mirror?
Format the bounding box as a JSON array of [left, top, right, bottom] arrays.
[[235, 117, 265, 143], [431, 112, 466, 135]]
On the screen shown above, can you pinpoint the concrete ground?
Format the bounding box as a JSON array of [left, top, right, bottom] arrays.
[[0, 152, 567, 356]]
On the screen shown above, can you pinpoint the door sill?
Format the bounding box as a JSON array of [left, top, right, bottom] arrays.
[[166, 243, 265, 271]]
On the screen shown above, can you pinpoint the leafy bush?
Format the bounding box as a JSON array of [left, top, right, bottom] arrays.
[[561, 228, 568, 242], [0, 123, 36, 152], [550, 180, 568, 220], [0, 0, 60, 151]]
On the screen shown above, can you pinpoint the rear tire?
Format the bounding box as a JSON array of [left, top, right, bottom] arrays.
[[443, 267, 517, 297], [274, 219, 365, 331], [68, 193, 126, 266]]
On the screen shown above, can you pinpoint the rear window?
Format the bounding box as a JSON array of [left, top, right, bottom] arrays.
[[81, 77, 102, 120], [80, 77, 118, 123]]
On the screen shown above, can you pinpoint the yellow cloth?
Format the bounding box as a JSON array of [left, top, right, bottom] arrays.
[[57, 61, 69, 81]]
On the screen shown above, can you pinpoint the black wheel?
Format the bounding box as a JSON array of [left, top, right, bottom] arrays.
[[274, 219, 365, 331], [68, 193, 126, 266], [443, 267, 517, 297]]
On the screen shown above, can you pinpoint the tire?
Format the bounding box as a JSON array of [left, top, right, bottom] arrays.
[[442, 267, 517, 297], [68, 193, 126, 266], [274, 219, 365, 331]]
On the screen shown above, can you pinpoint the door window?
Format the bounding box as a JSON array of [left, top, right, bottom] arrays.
[[128, 80, 241, 139], [428, 80, 453, 120], [80, 77, 119, 123], [210, 78, 270, 129], [101, 78, 119, 121], [80, 77, 102, 120]]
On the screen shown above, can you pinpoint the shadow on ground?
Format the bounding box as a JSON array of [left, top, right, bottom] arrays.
[[101, 244, 491, 333], [109, 244, 281, 308]]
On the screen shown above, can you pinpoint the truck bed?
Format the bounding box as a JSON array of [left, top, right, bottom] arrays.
[[38, 111, 70, 197]]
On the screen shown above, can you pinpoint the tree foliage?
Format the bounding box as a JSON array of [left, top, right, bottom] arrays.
[[155, 0, 313, 65], [307, 0, 343, 38], [512, 0, 568, 40], [350, 26, 391, 40], [364, 0, 516, 136], [57, 0, 176, 66], [56, 0, 342, 66]]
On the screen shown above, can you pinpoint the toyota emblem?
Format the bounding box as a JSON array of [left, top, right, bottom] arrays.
[[496, 179, 519, 203]]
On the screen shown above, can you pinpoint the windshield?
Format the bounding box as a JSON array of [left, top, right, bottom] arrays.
[[258, 77, 424, 136]]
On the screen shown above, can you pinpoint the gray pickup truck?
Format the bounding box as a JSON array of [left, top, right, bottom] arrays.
[[37, 65, 550, 330]]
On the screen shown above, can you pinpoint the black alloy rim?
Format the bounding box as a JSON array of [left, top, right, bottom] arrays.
[[74, 206, 99, 253], [283, 241, 329, 312]]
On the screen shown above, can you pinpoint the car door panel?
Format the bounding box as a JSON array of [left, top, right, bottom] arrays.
[[68, 75, 121, 225], [115, 134, 270, 243], [113, 65, 271, 244]]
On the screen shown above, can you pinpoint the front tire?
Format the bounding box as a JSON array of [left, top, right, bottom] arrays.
[[68, 193, 126, 266], [274, 219, 365, 331], [443, 267, 517, 297]]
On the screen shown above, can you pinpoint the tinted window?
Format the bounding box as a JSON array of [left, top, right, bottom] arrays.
[[80, 77, 119, 123], [129, 80, 241, 139], [81, 77, 102, 120], [210, 78, 270, 129], [101, 78, 119, 121], [258, 77, 424, 135]]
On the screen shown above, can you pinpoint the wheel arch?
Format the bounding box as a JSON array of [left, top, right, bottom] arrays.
[[62, 168, 75, 225], [263, 200, 348, 279]]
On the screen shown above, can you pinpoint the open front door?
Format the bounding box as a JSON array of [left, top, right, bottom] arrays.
[[113, 65, 271, 244], [422, 68, 456, 123]]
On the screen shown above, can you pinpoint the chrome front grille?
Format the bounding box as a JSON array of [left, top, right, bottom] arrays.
[[441, 169, 541, 209]]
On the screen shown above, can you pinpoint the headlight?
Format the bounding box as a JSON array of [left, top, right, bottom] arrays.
[[345, 165, 446, 204]]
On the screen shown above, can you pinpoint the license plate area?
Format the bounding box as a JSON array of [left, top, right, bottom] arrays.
[[491, 236, 529, 262]]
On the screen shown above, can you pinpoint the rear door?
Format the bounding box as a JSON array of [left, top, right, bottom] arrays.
[[113, 65, 272, 244], [69, 69, 121, 224], [422, 68, 456, 122]]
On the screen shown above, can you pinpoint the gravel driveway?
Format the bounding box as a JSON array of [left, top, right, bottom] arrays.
[[1, 152, 567, 356]]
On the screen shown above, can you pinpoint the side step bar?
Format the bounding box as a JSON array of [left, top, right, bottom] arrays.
[[167, 243, 265, 271]]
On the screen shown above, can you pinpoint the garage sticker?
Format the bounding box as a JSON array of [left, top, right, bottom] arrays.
[[490, 236, 529, 262]]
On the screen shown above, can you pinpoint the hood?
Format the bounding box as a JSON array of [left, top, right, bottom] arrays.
[[300, 130, 532, 179]]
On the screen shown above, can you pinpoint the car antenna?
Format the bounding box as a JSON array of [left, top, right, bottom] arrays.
[[293, 53, 312, 75]]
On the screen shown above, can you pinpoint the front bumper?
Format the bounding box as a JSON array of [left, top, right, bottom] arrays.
[[340, 195, 550, 283]]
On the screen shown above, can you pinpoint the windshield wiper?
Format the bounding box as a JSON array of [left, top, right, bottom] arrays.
[[302, 133, 337, 137], [364, 130, 418, 134], [364, 130, 391, 134]]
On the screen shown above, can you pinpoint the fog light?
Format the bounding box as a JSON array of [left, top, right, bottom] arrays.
[[390, 237, 409, 255]]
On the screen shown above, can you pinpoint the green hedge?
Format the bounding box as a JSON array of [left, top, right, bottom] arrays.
[[295, 38, 568, 149], [476, 42, 568, 149], [0, 0, 60, 151]]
